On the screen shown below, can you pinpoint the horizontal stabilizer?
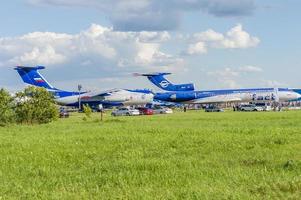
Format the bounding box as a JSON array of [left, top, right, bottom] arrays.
[[133, 72, 172, 77]]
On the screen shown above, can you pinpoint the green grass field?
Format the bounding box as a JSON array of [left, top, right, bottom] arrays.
[[1, 110, 301, 199]]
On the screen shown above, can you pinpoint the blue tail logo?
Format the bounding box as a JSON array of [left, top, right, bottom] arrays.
[[136, 72, 195, 91], [159, 80, 170, 88], [15, 66, 56, 90]]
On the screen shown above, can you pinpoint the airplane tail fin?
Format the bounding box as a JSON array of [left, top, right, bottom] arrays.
[[134, 72, 195, 91], [14, 66, 57, 90], [15, 66, 79, 99]]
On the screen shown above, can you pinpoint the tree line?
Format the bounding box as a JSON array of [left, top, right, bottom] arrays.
[[0, 86, 58, 126]]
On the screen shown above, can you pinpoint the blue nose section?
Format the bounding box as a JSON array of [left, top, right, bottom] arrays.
[[292, 89, 301, 101]]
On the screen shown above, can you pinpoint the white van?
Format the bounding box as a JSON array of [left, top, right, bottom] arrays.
[[239, 104, 264, 112]]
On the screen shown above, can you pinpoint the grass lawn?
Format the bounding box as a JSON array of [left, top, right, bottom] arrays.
[[0, 110, 301, 199]]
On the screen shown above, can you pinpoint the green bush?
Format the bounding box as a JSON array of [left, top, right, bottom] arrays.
[[83, 104, 92, 118], [0, 88, 15, 126], [15, 86, 58, 124]]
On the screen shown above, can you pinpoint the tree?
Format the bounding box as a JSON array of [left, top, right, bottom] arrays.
[[15, 86, 58, 124], [0, 88, 15, 126]]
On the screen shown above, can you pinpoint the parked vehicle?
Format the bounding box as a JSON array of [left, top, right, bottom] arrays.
[[239, 104, 264, 111], [205, 106, 224, 112], [153, 106, 173, 114], [59, 108, 70, 118], [254, 103, 272, 111], [137, 107, 154, 115], [111, 108, 140, 116]]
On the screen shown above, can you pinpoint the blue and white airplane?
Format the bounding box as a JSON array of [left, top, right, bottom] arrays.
[[138, 73, 301, 104], [15, 66, 154, 108]]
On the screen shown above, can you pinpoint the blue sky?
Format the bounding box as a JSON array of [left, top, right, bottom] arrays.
[[0, 0, 300, 92]]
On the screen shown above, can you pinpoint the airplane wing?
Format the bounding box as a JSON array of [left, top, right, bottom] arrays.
[[79, 88, 153, 102], [193, 96, 242, 104], [79, 89, 123, 100]]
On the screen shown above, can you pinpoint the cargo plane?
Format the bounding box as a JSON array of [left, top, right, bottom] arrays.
[[15, 66, 153, 108], [137, 73, 301, 104]]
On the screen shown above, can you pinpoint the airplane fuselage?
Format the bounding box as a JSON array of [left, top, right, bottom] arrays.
[[53, 89, 153, 107], [154, 88, 301, 104]]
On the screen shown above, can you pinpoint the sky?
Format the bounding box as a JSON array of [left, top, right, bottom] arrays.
[[0, 0, 301, 92]]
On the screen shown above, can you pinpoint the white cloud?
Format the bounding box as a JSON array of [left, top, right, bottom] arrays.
[[207, 65, 263, 88], [135, 43, 160, 65], [238, 65, 262, 73], [207, 67, 240, 77], [10, 46, 67, 65], [220, 24, 260, 49], [185, 24, 260, 55], [138, 31, 170, 43], [0, 22, 261, 90], [192, 29, 224, 42], [0, 24, 182, 72], [222, 79, 240, 88], [207, 67, 240, 88], [262, 80, 288, 87], [187, 42, 207, 55]]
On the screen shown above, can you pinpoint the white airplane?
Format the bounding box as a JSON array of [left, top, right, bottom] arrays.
[[15, 66, 154, 108]]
